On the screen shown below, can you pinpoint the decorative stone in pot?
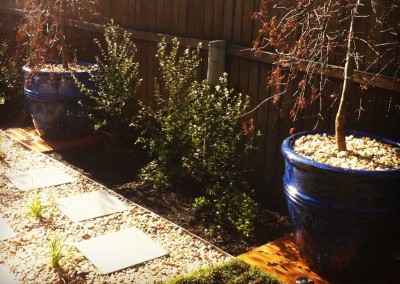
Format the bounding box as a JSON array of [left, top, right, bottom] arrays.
[[22, 62, 96, 139], [281, 130, 400, 281]]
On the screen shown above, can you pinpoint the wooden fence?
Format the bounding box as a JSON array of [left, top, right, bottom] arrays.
[[1, 0, 399, 207]]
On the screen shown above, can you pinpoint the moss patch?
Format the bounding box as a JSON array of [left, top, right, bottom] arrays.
[[165, 259, 282, 284]]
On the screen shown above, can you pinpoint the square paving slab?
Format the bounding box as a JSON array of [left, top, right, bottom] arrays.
[[5, 166, 75, 191], [75, 227, 168, 274], [0, 216, 16, 241], [0, 265, 18, 284], [57, 190, 128, 222]]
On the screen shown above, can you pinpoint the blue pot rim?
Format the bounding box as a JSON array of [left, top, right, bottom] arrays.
[[281, 130, 400, 176], [22, 62, 98, 76]]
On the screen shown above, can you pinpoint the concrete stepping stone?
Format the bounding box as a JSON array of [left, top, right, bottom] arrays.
[[0, 264, 18, 284], [57, 190, 128, 222], [5, 166, 75, 191], [0, 215, 16, 241], [75, 227, 168, 274]]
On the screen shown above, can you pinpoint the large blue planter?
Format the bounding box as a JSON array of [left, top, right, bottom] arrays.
[[281, 130, 400, 281], [23, 63, 95, 139]]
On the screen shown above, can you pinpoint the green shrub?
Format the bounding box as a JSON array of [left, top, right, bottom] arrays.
[[0, 37, 26, 123], [76, 22, 141, 157], [165, 259, 282, 284], [135, 38, 202, 188], [188, 76, 257, 237], [135, 38, 258, 238]]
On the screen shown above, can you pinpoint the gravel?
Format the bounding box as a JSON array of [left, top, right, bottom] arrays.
[[0, 131, 231, 283], [293, 133, 400, 171]]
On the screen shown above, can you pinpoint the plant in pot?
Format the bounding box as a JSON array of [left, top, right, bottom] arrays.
[[252, 0, 400, 281], [17, 0, 100, 139]]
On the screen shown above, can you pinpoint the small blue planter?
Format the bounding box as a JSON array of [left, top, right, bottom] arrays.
[[23, 63, 95, 139], [281, 130, 400, 281]]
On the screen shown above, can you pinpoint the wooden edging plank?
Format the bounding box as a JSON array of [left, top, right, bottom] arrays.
[[239, 234, 400, 284], [4, 128, 110, 153]]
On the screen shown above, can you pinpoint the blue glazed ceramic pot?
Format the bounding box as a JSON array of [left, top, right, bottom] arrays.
[[281, 130, 400, 281], [23, 63, 96, 139]]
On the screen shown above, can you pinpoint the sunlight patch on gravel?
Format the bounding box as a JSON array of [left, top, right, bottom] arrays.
[[293, 133, 400, 171]]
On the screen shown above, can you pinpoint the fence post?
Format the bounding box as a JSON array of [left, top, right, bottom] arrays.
[[207, 40, 226, 86]]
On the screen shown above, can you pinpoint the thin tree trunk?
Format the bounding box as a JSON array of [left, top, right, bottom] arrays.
[[61, 0, 68, 69], [335, 0, 360, 151]]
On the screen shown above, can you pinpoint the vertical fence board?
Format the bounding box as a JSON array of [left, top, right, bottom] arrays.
[[251, 0, 261, 46], [240, 0, 254, 46], [170, 0, 180, 34], [134, 0, 142, 30], [188, 0, 205, 39], [178, 0, 187, 35], [227, 55, 241, 94], [204, 0, 214, 40], [246, 60, 260, 171], [162, 0, 171, 34], [212, 0, 224, 39], [100, 0, 110, 19], [128, 0, 136, 28], [142, 0, 156, 32], [200, 49, 208, 81], [358, 89, 377, 135], [328, 79, 341, 131], [121, 0, 129, 27], [156, 0, 164, 33], [223, 0, 234, 40], [239, 59, 250, 95], [254, 64, 270, 180], [263, 77, 282, 196], [232, 0, 243, 44]]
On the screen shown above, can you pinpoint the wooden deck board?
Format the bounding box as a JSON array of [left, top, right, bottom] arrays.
[[4, 127, 110, 153], [239, 234, 400, 284]]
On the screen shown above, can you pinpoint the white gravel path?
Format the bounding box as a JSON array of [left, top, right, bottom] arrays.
[[0, 131, 231, 283]]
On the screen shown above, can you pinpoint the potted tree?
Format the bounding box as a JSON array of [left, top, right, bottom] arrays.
[[17, 0, 99, 139], [253, 0, 400, 281]]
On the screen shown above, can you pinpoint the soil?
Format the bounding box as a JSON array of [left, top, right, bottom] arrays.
[[47, 142, 292, 256]]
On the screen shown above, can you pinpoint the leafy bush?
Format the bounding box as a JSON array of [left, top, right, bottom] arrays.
[[188, 76, 257, 237], [165, 259, 282, 284], [135, 38, 257, 237], [76, 22, 141, 157], [135, 38, 201, 188], [0, 37, 26, 124]]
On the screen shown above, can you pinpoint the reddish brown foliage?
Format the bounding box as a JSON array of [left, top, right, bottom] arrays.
[[252, 0, 400, 130], [16, 0, 100, 68]]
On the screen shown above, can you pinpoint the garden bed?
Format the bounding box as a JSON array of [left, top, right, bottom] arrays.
[[47, 141, 291, 256]]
